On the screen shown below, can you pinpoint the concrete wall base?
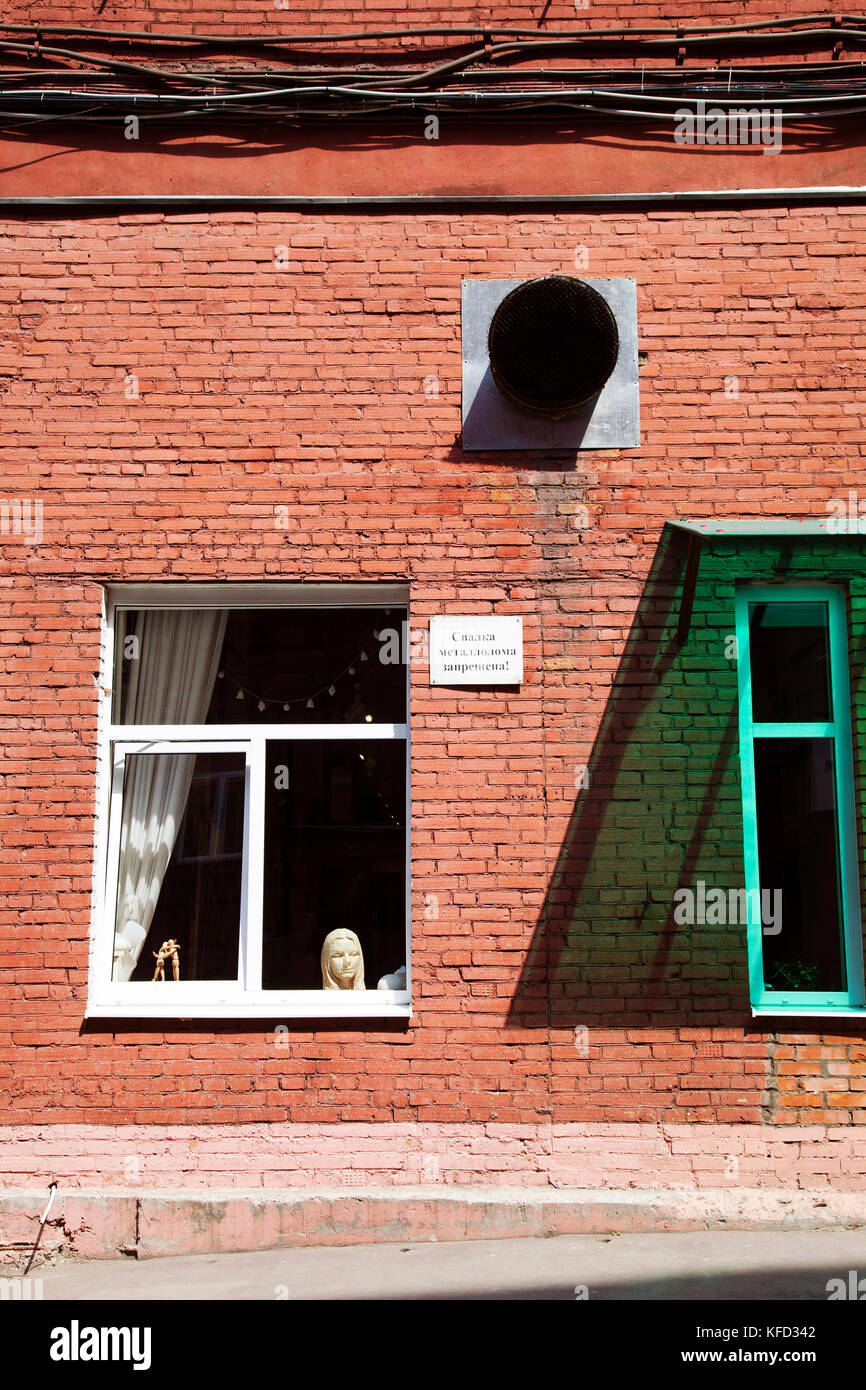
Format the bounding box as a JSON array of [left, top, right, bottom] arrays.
[[1, 1186, 865, 1264]]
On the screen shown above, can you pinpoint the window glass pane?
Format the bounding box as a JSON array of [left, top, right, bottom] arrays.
[[114, 607, 407, 725], [262, 740, 406, 990], [112, 751, 244, 982], [754, 737, 846, 993], [748, 600, 832, 723]]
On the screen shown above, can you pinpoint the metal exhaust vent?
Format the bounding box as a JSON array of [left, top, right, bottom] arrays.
[[461, 277, 639, 451], [487, 275, 619, 420]]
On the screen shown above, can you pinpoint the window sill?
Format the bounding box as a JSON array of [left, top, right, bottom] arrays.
[[751, 1006, 866, 1019], [85, 990, 412, 1021]]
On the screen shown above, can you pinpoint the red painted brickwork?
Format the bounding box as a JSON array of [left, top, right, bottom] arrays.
[[0, 206, 865, 1128], [0, 0, 856, 66], [770, 1037, 866, 1125], [4, 1122, 866, 1191], [0, 1, 852, 48]]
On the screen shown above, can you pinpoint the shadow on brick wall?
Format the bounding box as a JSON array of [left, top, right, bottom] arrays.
[[509, 524, 749, 1030]]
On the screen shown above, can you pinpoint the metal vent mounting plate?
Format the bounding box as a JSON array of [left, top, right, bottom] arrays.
[[461, 277, 639, 451]]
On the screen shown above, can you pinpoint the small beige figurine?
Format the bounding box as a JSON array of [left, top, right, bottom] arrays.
[[152, 939, 181, 982], [320, 928, 365, 990]]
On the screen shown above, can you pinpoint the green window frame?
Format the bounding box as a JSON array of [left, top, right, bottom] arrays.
[[735, 584, 865, 1015]]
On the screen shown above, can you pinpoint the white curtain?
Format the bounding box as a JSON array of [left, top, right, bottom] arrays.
[[112, 609, 228, 981]]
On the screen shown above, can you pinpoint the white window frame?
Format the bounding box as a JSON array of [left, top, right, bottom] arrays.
[[86, 584, 412, 1020]]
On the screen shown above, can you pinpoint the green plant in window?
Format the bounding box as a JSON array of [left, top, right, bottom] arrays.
[[766, 959, 821, 990]]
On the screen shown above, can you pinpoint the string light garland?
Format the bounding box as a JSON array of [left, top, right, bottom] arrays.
[[216, 617, 390, 720], [217, 617, 403, 819]]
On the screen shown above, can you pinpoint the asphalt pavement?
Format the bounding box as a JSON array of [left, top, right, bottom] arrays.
[[20, 1229, 866, 1300]]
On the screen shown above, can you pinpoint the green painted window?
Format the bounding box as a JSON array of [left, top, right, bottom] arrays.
[[735, 586, 864, 1013]]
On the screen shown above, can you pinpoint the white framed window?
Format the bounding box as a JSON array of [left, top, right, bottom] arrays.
[[87, 584, 411, 1020]]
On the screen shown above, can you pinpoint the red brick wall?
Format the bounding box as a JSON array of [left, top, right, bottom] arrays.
[[2, 206, 866, 1126], [0, 2, 844, 37], [771, 1037, 866, 1125]]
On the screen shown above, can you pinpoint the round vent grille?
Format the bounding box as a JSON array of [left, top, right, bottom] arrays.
[[487, 275, 619, 419]]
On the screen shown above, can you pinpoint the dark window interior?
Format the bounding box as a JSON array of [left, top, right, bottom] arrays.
[[748, 601, 832, 724], [117, 606, 406, 725], [754, 737, 846, 993], [262, 739, 405, 990], [114, 605, 408, 991]]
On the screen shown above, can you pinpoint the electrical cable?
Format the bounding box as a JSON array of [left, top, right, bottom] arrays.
[[1, 17, 866, 132]]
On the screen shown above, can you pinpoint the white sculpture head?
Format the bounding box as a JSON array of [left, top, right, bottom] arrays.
[[321, 928, 365, 991]]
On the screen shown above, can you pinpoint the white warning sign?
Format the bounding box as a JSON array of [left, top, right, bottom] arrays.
[[429, 616, 523, 686]]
